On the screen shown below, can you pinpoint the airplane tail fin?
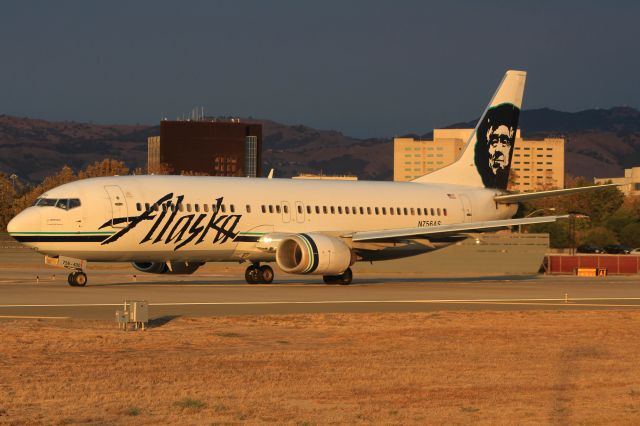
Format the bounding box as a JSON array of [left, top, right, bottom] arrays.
[[412, 70, 526, 190]]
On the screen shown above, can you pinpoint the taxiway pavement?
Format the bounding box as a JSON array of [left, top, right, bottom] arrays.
[[1, 258, 640, 319]]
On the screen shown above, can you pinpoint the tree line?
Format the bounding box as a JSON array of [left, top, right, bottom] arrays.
[[522, 176, 640, 248]]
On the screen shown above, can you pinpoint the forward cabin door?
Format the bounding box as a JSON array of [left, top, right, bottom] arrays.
[[104, 185, 129, 228], [459, 194, 473, 222]]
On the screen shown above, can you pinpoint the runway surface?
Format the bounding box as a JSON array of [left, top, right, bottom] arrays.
[[1, 261, 640, 319]]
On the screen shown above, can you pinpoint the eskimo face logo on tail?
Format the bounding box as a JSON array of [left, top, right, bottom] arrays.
[[475, 103, 520, 189], [99, 194, 241, 251]]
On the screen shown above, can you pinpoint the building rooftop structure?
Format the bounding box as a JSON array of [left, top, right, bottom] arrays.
[[594, 167, 640, 196]]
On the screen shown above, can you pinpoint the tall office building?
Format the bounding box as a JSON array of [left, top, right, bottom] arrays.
[[394, 129, 565, 191], [147, 120, 262, 177]]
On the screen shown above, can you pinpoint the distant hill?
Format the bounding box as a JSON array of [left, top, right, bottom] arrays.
[[2, 107, 640, 184]]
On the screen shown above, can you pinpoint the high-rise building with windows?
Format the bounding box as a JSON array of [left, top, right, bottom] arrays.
[[393, 129, 565, 191], [147, 120, 262, 177]]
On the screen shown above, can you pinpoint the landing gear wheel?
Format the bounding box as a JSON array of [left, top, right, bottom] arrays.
[[67, 272, 87, 287], [245, 265, 260, 284], [74, 272, 88, 287], [323, 268, 353, 285], [338, 268, 353, 285], [258, 265, 274, 284]]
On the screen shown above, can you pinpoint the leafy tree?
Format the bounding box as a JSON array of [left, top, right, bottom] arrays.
[[0, 174, 16, 231], [579, 226, 618, 247], [78, 159, 129, 179], [618, 223, 640, 248], [528, 222, 572, 248]]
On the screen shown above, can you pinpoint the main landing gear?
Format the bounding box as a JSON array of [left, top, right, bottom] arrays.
[[245, 263, 274, 284], [67, 271, 88, 287], [323, 268, 353, 285]]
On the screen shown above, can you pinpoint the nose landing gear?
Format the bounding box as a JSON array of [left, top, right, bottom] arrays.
[[67, 271, 88, 287], [245, 264, 274, 284]]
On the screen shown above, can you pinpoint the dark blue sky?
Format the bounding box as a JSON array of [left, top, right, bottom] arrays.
[[1, 1, 639, 138]]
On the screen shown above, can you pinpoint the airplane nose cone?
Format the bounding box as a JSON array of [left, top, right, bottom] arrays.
[[7, 208, 41, 238]]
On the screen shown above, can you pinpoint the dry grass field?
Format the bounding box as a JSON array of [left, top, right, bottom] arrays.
[[2, 311, 640, 425]]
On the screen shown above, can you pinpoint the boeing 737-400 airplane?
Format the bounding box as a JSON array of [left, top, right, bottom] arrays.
[[7, 70, 614, 286]]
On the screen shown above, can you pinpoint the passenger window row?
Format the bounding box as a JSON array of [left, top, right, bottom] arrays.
[[135, 201, 448, 217], [260, 204, 448, 217], [135, 202, 236, 214]]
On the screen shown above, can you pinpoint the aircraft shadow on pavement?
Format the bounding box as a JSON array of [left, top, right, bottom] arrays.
[[90, 274, 538, 287]]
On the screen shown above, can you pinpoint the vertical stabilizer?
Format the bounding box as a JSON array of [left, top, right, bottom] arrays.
[[413, 70, 526, 189]]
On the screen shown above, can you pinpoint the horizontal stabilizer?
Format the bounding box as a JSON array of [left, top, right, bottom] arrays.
[[350, 215, 568, 243], [494, 184, 619, 204]]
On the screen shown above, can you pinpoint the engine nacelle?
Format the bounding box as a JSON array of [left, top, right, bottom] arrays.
[[276, 233, 354, 275], [131, 261, 204, 275]]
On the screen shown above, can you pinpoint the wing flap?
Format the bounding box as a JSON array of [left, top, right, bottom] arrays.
[[350, 215, 567, 242]]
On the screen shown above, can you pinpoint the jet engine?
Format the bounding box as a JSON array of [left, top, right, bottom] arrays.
[[131, 261, 204, 275], [276, 233, 354, 275]]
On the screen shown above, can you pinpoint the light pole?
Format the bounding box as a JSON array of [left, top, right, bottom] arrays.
[[519, 207, 556, 233]]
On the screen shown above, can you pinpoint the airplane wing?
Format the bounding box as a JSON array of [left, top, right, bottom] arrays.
[[349, 215, 568, 242], [493, 184, 618, 204]]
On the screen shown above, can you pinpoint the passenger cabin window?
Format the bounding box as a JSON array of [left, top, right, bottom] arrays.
[[306, 206, 311, 214], [338, 206, 343, 214], [323, 206, 328, 214], [284, 205, 289, 214], [315, 206, 320, 214], [389, 208, 394, 215], [330, 206, 335, 214], [261, 205, 266, 213], [186, 204, 192, 213], [268, 205, 274, 214], [136, 202, 142, 212], [276, 205, 281, 214], [443, 208, 447, 216], [382, 207, 387, 215], [194, 204, 200, 213], [298, 205, 303, 214], [345, 207, 350, 214], [367, 207, 372, 215], [437, 208, 441, 216], [430, 208, 435, 216], [230, 204, 235, 213], [246, 204, 251, 213]]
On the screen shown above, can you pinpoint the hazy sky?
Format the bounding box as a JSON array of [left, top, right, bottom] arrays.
[[1, 1, 639, 138]]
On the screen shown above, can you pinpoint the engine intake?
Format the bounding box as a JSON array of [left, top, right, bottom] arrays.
[[276, 233, 353, 275], [131, 261, 204, 275]]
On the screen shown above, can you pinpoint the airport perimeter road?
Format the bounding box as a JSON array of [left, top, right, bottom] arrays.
[[1, 266, 640, 319]]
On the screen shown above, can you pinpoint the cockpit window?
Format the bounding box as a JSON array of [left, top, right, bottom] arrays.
[[34, 198, 81, 210]]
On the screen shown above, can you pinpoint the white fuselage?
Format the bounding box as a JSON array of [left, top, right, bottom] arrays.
[[8, 175, 516, 263]]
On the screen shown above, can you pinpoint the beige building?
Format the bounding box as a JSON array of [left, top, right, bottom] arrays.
[[510, 136, 565, 192], [394, 129, 565, 192], [594, 167, 640, 196], [147, 136, 160, 174], [393, 129, 469, 181]]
